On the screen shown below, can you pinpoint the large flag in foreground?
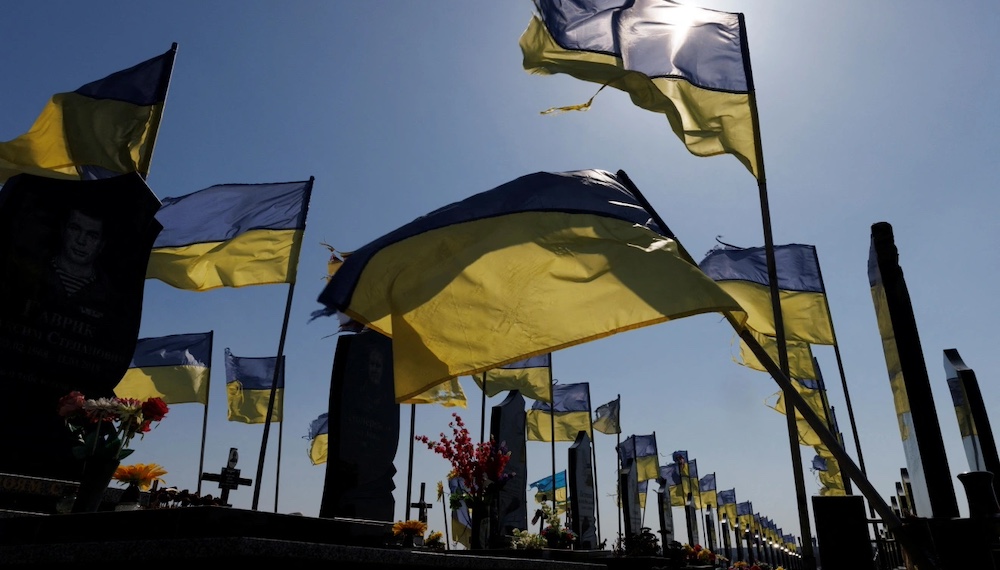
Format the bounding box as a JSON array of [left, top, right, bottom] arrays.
[[0, 46, 175, 182], [115, 331, 213, 404], [224, 348, 284, 424], [473, 353, 552, 402], [147, 180, 312, 291], [520, 0, 757, 178], [699, 244, 834, 345], [314, 169, 744, 401], [526, 382, 592, 442]]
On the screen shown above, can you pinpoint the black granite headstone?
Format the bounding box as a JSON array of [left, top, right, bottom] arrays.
[[319, 329, 399, 543], [568, 430, 597, 549], [943, 348, 1000, 499], [0, 173, 161, 485], [489, 390, 527, 538], [656, 487, 675, 546], [869, 222, 958, 518], [618, 460, 641, 538]]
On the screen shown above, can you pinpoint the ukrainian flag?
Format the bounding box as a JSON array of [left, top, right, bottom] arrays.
[[473, 353, 552, 403], [618, 434, 659, 482], [660, 463, 685, 507], [224, 348, 284, 424], [697, 473, 717, 509], [147, 180, 312, 291], [530, 470, 569, 514], [402, 377, 467, 408], [307, 413, 328, 465], [520, 0, 758, 178], [700, 243, 834, 345], [526, 382, 591, 442], [592, 396, 621, 435], [736, 501, 753, 528], [717, 488, 737, 524], [738, 328, 817, 380], [115, 331, 212, 404], [314, 169, 744, 402], [0, 46, 175, 182]]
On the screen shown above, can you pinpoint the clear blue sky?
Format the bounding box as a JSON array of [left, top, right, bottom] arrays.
[[5, 0, 999, 549]]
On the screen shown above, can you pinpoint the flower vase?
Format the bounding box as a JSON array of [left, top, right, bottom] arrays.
[[71, 457, 119, 513], [401, 532, 416, 548], [115, 482, 141, 511], [470, 501, 489, 550]]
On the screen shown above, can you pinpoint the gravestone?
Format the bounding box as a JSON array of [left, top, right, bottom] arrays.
[[944, 348, 1000, 499], [656, 487, 675, 546], [0, 173, 161, 484], [568, 430, 597, 549], [869, 222, 958, 518], [489, 390, 527, 539], [618, 460, 641, 538], [319, 329, 398, 543]]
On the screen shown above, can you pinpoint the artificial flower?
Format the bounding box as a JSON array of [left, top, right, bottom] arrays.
[[392, 519, 427, 537], [113, 463, 167, 491], [58, 391, 169, 461]]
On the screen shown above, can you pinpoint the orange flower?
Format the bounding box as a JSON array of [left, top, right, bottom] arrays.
[[113, 463, 167, 491], [392, 519, 427, 537]]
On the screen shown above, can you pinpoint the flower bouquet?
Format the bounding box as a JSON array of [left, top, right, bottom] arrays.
[[417, 413, 513, 549], [57, 391, 168, 512], [58, 391, 169, 462]]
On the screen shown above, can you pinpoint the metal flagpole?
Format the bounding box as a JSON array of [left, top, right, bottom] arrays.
[[549, 363, 557, 517], [195, 330, 213, 495], [406, 404, 416, 519], [274, 419, 283, 512], [252, 176, 313, 511], [616, 429, 622, 543], [587, 385, 602, 546], [480, 373, 487, 445]]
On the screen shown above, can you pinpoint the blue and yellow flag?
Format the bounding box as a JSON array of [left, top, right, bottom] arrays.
[[736, 501, 753, 527], [0, 46, 175, 182], [473, 354, 552, 402], [307, 412, 328, 465], [402, 377, 467, 408], [526, 382, 592, 442], [660, 463, 684, 507], [699, 244, 834, 345], [449, 477, 473, 548], [697, 473, 717, 509], [738, 328, 817, 380], [520, 0, 757, 178], [115, 331, 212, 404], [314, 169, 744, 402], [592, 396, 621, 435], [224, 348, 284, 424], [717, 488, 737, 524], [618, 434, 659, 482], [147, 180, 312, 291], [530, 470, 568, 513]]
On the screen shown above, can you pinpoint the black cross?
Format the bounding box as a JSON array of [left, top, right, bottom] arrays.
[[201, 447, 252, 506], [409, 482, 433, 523]]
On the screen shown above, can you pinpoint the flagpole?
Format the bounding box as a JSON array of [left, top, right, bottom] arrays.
[[548, 364, 557, 517], [587, 386, 602, 547], [196, 330, 213, 495], [406, 404, 416, 519], [616, 428, 622, 544], [480, 373, 487, 445], [142, 42, 177, 180], [439, 483, 451, 551], [274, 420, 283, 512], [252, 177, 313, 511]]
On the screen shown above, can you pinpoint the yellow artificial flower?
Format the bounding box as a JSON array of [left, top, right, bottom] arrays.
[[113, 463, 168, 490], [392, 519, 427, 537]]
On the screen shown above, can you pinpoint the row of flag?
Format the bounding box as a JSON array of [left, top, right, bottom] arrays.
[[115, 331, 286, 425]]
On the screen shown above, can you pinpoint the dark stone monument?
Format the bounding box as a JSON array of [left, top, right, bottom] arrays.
[[568, 430, 597, 549], [319, 329, 398, 544], [656, 487, 675, 546], [0, 173, 161, 488], [489, 390, 527, 540], [618, 460, 641, 538], [944, 348, 1000, 499], [869, 222, 958, 518], [812, 495, 876, 570]]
